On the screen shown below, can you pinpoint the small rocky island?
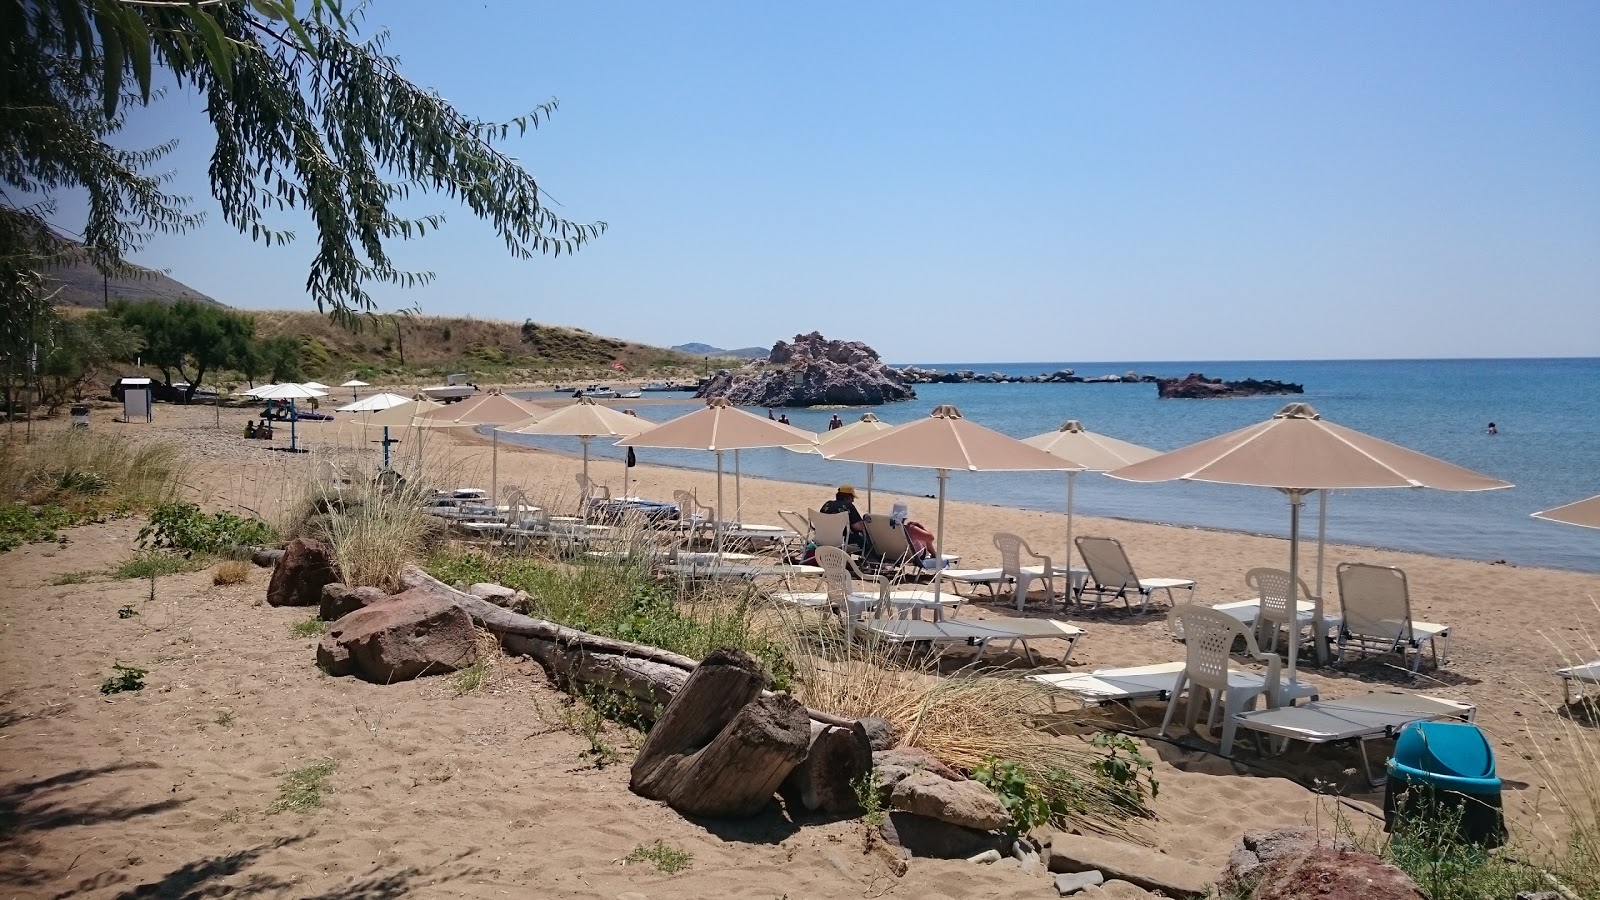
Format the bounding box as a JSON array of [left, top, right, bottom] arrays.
[[1155, 373, 1304, 399], [694, 332, 916, 407]]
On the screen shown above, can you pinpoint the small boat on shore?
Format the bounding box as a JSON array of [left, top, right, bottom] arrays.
[[421, 374, 477, 403], [642, 381, 693, 392], [573, 384, 619, 399]]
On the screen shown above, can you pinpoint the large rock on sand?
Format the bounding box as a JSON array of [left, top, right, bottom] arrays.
[[888, 770, 1009, 832], [319, 583, 390, 621], [315, 589, 477, 682], [695, 332, 915, 407], [266, 538, 338, 606], [1044, 831, 1212, 899], [1220, 828, 1419, 900]]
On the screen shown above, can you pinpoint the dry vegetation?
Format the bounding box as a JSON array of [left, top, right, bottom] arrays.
[[247, 310, 723, 385]]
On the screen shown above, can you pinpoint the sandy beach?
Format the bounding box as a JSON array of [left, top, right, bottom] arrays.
[[2, 403, 1597, 898]]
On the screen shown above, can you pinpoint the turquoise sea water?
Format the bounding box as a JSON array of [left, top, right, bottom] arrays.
[[507, 358, 1600, 574]]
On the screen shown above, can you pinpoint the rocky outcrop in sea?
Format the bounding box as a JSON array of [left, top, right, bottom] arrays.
[[694, 332, 916, 407], [1155, 373, 1304, 399]]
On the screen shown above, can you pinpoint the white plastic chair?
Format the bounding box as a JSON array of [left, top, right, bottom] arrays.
[[1161, 605, 1282, 757], [993, 532, 1056, 610], [1336, 563, 1451, 672], [1248, 567, 1331, 666]]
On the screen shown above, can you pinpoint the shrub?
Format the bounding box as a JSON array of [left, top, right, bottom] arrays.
[[138, 502, 277, 555], [0, 431, 185, 550], [100, 663, 147, 694], [213, 559, 251, 585], [110, 552, 209, 580]]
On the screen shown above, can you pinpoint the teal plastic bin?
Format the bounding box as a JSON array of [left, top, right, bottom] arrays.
[[1384, 721, 1503, 847]]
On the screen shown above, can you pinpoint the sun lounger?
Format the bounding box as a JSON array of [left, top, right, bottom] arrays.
[[1162, 605, 1298, 757], [1558, 661, 1600, 705], [993, 533, 1085, 610], [861, 515, 959, 579], [1028, 661, 1188, 708], [857, 617, 1085, 666], [938, 568, 1014, 598], [1074, 536, 1196, 614], [1232, 692, 1476, 785], [1336, 563, 1452, 672]]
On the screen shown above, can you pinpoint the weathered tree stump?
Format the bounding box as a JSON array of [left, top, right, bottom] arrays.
[[629, 648, 811, 818], [781, 719, 872, 815]]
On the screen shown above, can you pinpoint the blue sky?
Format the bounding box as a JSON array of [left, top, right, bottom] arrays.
[[98, 1, 1600, 361]]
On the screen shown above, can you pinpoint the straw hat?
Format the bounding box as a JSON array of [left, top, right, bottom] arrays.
[[836, 484, 857, 496]]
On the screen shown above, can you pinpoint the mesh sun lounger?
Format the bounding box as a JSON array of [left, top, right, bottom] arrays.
[[858, 618, 1085, 665], [1074, 536, 1196, 614], [1232, 692, 1476, 785], [938, 568, 1014, 597], [1558, 661, 1600, 705]]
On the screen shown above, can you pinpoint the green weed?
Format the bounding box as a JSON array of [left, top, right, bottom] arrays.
[[117, 604, 138, 619], [215, 710, 236, 727], [100, 663, 147, 695], [268, 760, 338, 814], [138, 502, 277, 555], [290, 617, 329, 638], [624, 840, 693, 874], [51, 569, 97, 585], [109, 552, 208, 580]]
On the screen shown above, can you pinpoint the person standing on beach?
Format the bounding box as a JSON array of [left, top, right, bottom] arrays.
[[767, 407, 775, 420]]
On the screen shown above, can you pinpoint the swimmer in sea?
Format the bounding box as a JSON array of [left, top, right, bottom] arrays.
[[1487, 422, 1498, 435]]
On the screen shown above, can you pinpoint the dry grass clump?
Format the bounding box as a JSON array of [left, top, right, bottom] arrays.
[[781, 623, 1153, 829], [0, 429, 186, 513], [320, 479, 433, 592], [213, 559, 251, 585]]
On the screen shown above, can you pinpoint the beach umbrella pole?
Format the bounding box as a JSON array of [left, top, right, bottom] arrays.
[[866, 463, 875, 514], [932, 468, 948, 603], [491, 429, 499, 507], [289, 400, 298, 451], [735, 449, 742, 525], [1315, 490, 1328, 601], [1065, 470, 1078, 569], [715, 450, 725, 556], [1283, 490, 1303, 695], [382, 426, 392, 469], [581, 436, 591, 524]]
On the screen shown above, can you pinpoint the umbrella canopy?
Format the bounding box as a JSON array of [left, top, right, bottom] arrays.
[[1533, 494, 1600, 530], [357, 394, 445, 427], [337, 392, 412, 413], [411, 390, 551, 502], [785, 413, 894, 511], [301, 381, 330, 392], [340, 379, 370, 388], [498, 397, 653, 511], [1108, 401, 1512, 692], [823, 404, 1076, 605], [619, 398, 817, 550], [252, 383, 327, 400], [1023, 420, 1158, 568]]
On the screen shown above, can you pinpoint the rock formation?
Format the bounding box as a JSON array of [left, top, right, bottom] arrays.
[[694, 332, 915, 407], [1156, 373, 1304, 399], [266, 538, 339, 607]]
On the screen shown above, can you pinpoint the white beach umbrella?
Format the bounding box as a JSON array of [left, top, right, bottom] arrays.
[[1108, 402, 1512, 694], [301, 381, 330, 392], [823, 404, 1075, 606], [619, 398, 817, 553], [497, 398, 654, 519], [1023, 420, 1156, 568], [786, 413, 894, 513], [340, 379, 370, 400], [336, 392, 411, 413], [251, 382, 328, 452]]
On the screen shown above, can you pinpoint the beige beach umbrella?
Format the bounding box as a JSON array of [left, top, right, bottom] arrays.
[[340, 379, 370, 400], [1023, 420, 1157, 567], [411, 390, 551, 502], [496, 397, 653, 509], [618, 397, 817, 552], [785, 413, 895, 512], [354, 394, 445, 469], [1533, 495, 1600, 530], [1108, 401, 1512, 690], [823, 404, 1076, 604]]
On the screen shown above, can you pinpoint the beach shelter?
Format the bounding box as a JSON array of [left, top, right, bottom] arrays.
[[1533, 495, 1600, 530], [252, 382, 327, 452], [786, 413, 895, 512], [1107, 401, 1512, 692], [822, 404, 1076, 604], [411, 390, 551, 503], [1023, 420, 1157, 566], [336, 392, 411, 413], [355, 394, 446, 469], [340, 379, 369, 400], [618, 397, 816, 552], [496, 397, 653, 517], [301, 381, 330, 392]]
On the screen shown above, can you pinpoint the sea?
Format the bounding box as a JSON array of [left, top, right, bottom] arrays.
[[506, 358, 1600, 575]]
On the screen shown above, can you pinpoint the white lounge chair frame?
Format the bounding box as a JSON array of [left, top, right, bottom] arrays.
[[1029, 661, 1188, 710], [1558, 661, 1600, 705], [1232, 692, 1476, 786], [1074, 536, 1197, 614], [857, 617, 1085, 666], [1335, 562, 1451, 672]]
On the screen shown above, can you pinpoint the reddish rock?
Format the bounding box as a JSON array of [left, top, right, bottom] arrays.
[[695, 332, 915, 407], [316, 635, 355, 676], [872, 747, 964, 782], [320, 589, 477, 682], [878, 811, 1004, 859], [265, 538, 338, 607], [1249, 847, 1423, 900], [320, 583, 389, 621]]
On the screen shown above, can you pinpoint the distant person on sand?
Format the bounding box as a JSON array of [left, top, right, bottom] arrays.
[[820, 484, 868, 552], [777, 413, 790, 425], [245, 421, 257, 440], [1487, 422, 1498, 435], [767, 407, 775, 420], [828, 414, 844, 430]]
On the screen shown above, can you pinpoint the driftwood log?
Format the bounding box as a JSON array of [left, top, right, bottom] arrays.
[[629, 648, 811, 817], [781, 720, 872, 815]]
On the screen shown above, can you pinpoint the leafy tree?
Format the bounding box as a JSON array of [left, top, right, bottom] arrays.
[[260, 335, 303, 384], [3, 0, 605, 325], [36, 311, 142, 410], [112, 300, 250, 401]]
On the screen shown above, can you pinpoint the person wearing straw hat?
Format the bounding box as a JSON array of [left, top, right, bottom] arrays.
[[820, 484, 869, 552]]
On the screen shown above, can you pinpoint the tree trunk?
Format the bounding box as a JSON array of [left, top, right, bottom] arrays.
[[780, 720, 872, 815], [629, 648, 811, 818]]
